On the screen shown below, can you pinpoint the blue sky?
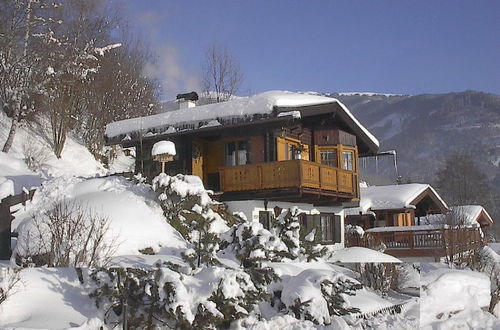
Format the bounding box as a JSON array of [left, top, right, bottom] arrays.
[[119, 1, 500, 99]]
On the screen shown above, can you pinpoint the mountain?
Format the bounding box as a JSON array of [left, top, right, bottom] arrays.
[[330, 91, 500, 188]]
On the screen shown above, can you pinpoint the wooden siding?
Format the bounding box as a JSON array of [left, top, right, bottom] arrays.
[[314, 129, 356, 147], [203, 140, 224, 181], [249, 135, 265, 164], [219, 159, 358, 197]]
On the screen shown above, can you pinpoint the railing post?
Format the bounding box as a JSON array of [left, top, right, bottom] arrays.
[[408, 231, 414, 249]]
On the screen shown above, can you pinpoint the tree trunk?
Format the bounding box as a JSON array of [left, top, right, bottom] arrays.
[[2, 116, 19, 153]]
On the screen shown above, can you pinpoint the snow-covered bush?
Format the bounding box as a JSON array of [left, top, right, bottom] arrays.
[[221, 220, 289, 267], [279, 269, 362, 325], [90, 267, 173, 328], [421, 268, 495, 328], [90, 266, 274, 329], [15, 201, 116, 267], [202, 269, 269, 328], [395, 263, 420, 293], [152, 173, 228, 268], [22, 142, 49, 171], [355, 263, 397, 296]]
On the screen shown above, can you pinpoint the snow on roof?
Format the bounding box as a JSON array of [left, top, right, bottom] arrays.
[[105, 90, 379, 148], [423, 205, 493, 226], [152, 140, 176, 157], [345, 183, 448, 216]]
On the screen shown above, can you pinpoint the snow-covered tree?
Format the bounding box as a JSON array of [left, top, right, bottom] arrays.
[[300, 228, 328, 262], [221, 220, 289, 267], [0, 0, 60, 152], [152, 173, 227, 268], [273, 207, 301, 259]]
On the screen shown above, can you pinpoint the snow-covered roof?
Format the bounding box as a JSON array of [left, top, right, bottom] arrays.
[[345, 183, 448, 216], [423, 205, 493, 226], [105, 91, 379, 150]]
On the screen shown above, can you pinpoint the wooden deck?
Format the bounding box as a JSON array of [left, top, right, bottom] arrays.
[[219, 160, 358, 200], [346, 227, 482, 259]]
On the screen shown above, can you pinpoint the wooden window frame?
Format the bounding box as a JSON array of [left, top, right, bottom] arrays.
[[300, 213, 342, 244], [315, 145, 357, 172], [225, 140, 249, 166]]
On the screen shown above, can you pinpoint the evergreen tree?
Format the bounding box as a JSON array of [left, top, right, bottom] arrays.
[[301, 228, 328, 262], [152, 173, 224, 269], [273, 207, 301, 259]]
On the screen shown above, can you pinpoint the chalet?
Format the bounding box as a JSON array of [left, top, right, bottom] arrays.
[[344, 184, 486, 261], [345, 183, 449, 229], [105, 91, 380, 247]]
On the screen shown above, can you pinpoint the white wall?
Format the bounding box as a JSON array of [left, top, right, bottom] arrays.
[[224, 200, 345, 250]]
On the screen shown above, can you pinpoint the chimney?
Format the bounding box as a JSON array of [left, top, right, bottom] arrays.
[[176, 91, 199, 109]]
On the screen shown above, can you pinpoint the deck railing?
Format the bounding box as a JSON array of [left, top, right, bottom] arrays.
[[219, 159, 357, 196], [346, 227, 482, 258]]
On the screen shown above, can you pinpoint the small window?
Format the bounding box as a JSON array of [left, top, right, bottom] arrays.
[[225, 141, 248, 166], [320, 150, 337, 167], [342, 151, 353, 171]]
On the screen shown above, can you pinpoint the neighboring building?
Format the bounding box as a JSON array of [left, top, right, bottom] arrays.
[[423, 205, 493, 229], [423, 205, 494, 243], [345, 183, 449, 229], [344, 184, 487, 261], [105, 91, 380, 248]]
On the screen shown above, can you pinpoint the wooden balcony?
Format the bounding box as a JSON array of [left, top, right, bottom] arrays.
[[346, 226, 482, 260], [218, 160, 358, 203]]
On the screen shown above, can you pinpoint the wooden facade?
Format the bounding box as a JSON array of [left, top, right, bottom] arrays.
[[118, 113, 368, 206], [105, 98, 383, 209]]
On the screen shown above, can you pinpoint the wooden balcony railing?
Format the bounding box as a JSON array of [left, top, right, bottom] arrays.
[[219, 159, 358, 196], [346, 227, 482, 258]]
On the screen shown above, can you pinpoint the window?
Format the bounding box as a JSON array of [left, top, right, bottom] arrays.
[[320, 150, 337, 167], [225, 141, 248, 166], [300, 213, 342, 244], [342, 151, 353, 171]]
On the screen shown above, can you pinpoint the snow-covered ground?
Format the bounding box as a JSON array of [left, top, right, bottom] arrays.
[[0, 268, 103, 329], [1, 106, 498, 329], [420, 263, 500, 329]]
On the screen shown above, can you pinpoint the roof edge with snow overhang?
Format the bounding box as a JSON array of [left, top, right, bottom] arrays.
[[105, 91, 379, 155], [345, 183, 448, 216]]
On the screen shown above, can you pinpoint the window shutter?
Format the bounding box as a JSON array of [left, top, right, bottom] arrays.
[[334, 215, 342, 243]]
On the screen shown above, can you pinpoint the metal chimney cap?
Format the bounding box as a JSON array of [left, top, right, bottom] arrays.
[[176, 91, 199, 101]]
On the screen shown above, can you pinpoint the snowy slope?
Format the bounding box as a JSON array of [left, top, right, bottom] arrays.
[[0, 111, 106, 184], [13, 176, 189, 262]]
